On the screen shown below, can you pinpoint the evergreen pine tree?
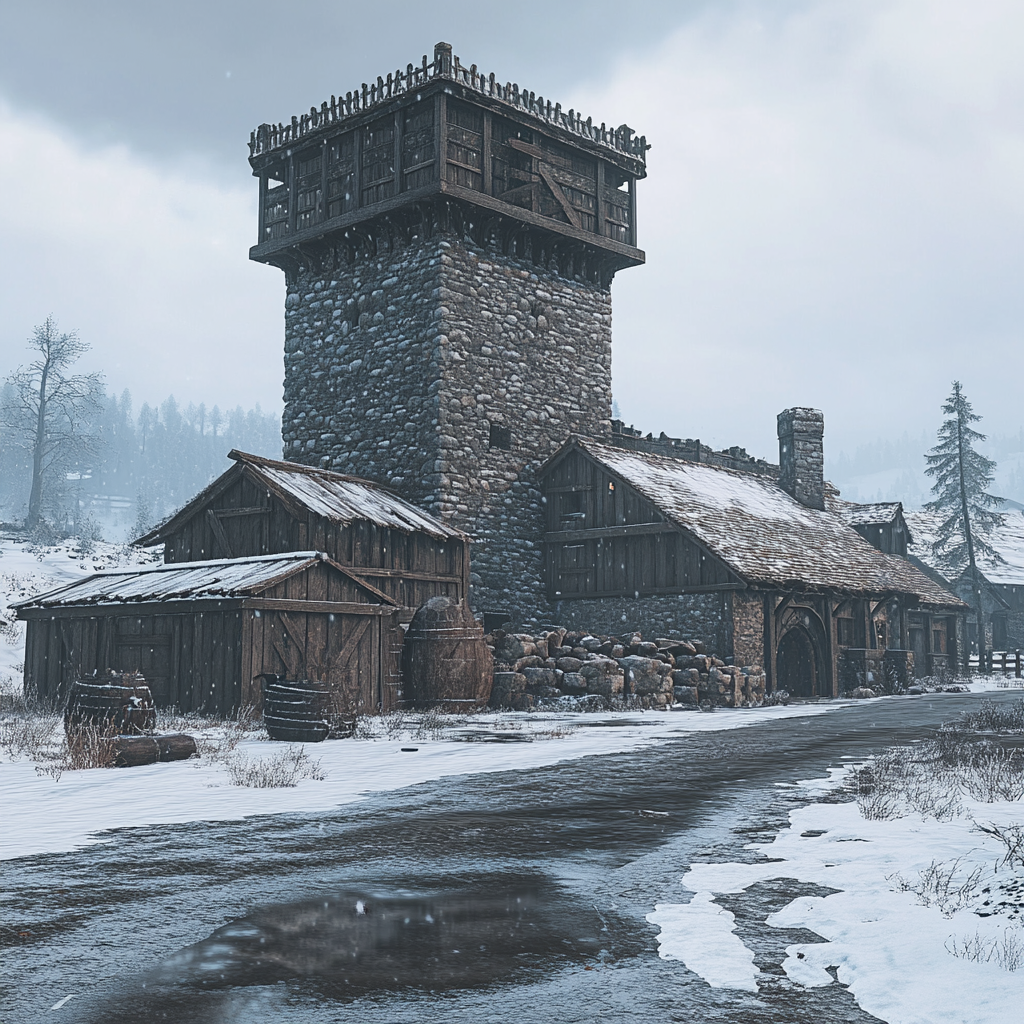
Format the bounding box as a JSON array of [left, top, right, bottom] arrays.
[[924, 381, 1004, 662]]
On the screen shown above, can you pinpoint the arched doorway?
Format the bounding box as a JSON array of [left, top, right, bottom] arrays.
[[777, 627, 818, 699]]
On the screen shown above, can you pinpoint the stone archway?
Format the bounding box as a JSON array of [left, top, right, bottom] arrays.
[[776, 626, 820, 699]]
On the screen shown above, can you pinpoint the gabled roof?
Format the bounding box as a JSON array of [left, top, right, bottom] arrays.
[[136, 451, 466, 546], [836, 501, 907, 530], [546, 438, 963, 606], [13, 552, 397, 610], [906, 508, 1024, 588]]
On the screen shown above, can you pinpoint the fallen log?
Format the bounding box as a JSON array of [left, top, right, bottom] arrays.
[[108, 733, 198, 768]]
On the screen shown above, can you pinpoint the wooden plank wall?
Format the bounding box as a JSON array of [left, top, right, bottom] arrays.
[[544, 450, 735, 599], [161, 467, 468, 612], [23, 608, 246, 714]]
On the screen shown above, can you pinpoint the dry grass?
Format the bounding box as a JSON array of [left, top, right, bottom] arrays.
[[946, 928, 1024, 971], [224, 745, 326, 788], [851, 706, 1024, 821], [156, 703, 264, 762], [889, 858, 985, 917]]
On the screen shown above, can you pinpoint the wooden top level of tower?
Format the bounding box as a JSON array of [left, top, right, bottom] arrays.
[[248, 42, 648, 273]]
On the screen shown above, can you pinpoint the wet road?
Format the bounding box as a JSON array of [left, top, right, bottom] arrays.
[[3, 691, 1020, 1024]]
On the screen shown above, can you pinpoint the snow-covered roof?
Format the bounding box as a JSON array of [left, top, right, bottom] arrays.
[[138, 451, 466, 545], [836, 501, 904, 529], [563, 438, 963, 605], [12, 552, 392, 610], [906, 508, 1024, 588]]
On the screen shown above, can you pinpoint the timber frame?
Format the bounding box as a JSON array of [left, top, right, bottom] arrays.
[[248, 42, 647, 286], [541, 439, 965, 695]]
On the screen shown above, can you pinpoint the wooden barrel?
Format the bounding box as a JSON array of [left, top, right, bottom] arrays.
[[263, 680, 357, 743], [401, 598, 494, 709], [64, 674, 156, 737]]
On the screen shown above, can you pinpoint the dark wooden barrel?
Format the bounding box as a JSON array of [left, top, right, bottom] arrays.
[[401, 598, 494, 709], [64, 674, 156, 737], [263, 680, 356, 743]]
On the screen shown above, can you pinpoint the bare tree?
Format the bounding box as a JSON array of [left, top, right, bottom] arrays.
[[1, 316, 104, 529]]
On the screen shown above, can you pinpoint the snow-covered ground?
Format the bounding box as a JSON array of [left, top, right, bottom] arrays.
[[0, 535, 159, 693], [648, 766, 1024, 1024], [2, 704, 854, 862]]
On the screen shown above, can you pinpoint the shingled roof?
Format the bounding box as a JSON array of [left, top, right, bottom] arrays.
[[561, 438, 963, 606], [836, 501, 905, 529], [137, 451, 466, 546]]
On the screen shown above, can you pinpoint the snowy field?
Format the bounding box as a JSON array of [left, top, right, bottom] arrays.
[[649, 763, 1024, 1024]]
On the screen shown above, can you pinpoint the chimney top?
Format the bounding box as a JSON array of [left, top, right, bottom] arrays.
[[778, 407, 825, 510]]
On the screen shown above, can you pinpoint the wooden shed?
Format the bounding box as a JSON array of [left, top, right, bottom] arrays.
[[14, 552, 400, 715], [135, 451, 469, 623]]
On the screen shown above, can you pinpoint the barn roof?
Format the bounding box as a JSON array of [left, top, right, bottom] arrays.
[[906, 507, 1024, 588], [549, 438, 963, 606], [13, 552, 396, 610], [136, 451, 466, 546]]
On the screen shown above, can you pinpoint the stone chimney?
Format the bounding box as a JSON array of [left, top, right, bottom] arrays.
[[777, 407, 825, 510]]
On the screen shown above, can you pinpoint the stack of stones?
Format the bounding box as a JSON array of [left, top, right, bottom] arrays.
[[485, 628, 767, 711]]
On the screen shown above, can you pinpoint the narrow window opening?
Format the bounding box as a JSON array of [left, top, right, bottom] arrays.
[[483, 611, 512, 634], [489, 423, 511, 450]]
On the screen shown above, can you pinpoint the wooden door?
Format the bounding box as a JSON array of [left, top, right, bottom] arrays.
[[114, 618, 173, 706]]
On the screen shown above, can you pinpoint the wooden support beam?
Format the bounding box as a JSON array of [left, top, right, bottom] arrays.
[[544, 521, 676, 543], [206, 509, 233, 558], [482, 110, 492, 196], [213, 506, 270, 519], [243, 599, 395, 616], [350, 567, 465, 583]]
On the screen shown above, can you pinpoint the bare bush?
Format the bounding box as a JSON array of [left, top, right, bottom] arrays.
[[156, 704, 264, 762], [946, 928, 1024, 971], [0, 708, 60, 761], [225, 745, 326, 788], [974, 822, 1024, 870], [959, 749, 1024, 802], [955, 699, 1024, 734], [889, 858, 985, 917], [851, 746, 963, 821]]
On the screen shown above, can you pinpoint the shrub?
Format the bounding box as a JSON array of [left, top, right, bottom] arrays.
[[946, 929, 1024, 971], [225, 745, 325, 788], [889, 858, 984, 917]]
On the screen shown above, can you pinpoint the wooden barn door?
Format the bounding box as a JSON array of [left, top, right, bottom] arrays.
[[259, 609, 383, 714], [113, 617, 173, 706]]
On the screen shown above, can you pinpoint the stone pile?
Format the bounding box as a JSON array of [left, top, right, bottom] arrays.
[[485, 628, 767, 711]]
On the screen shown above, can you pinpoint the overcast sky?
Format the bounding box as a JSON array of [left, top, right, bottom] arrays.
[[0, 0, 1021, 462]]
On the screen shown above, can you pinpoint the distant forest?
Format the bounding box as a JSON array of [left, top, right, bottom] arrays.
[[826, 430, 1024, 509], [0, 384, 281, 542]]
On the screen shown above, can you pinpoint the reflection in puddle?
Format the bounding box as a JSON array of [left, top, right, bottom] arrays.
[[137, 879, 605, 1004]]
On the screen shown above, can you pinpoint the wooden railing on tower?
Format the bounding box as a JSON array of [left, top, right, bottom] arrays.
[[248, 42, 649, 166]]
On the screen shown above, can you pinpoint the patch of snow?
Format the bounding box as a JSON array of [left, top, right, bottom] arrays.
[[648, 768, 1024, 1023], [647, 891, 760, 991]]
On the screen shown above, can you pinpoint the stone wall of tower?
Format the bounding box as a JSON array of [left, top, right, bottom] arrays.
[[281, 230, 614, 625]]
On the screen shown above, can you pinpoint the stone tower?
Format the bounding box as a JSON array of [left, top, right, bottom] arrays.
[[248, 42, 647, 625]]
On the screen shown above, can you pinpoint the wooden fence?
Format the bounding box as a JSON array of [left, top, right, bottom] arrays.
[[968, 650, 1023, 677]]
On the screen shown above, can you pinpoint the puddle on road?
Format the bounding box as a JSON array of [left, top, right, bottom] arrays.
[[78, 877, 618, 1022]]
